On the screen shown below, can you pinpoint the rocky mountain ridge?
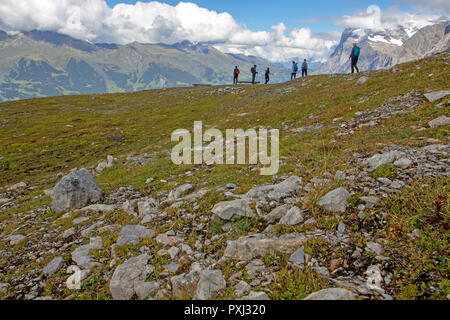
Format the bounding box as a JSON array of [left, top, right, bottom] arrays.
[[315, 21, 450, 74]]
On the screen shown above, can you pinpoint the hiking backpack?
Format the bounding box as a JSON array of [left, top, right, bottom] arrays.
[[353, 46, 361, 57], [294, 64, 298, 72]]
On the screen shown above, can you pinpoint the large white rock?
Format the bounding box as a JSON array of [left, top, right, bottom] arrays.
[[51, 169, 104, 213]]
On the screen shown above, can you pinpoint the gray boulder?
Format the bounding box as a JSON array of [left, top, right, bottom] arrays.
[[223, 233, 314, 261], [167, 184, 193, 202], [171, 263, 203, 300], [317, 187, 351, 213], [264, 204, 292, 224], [212, 199, 254, 221], [356, 76, 369, 86], [289, 246, 306, 265], [43, 257, 64, 275], [424, 89, 450, 102], [247, 176, 302, 200], [240, 291, 270, 300], [116, 225, 155, 247], [110, 254, 153, 300], [51, 169, 104, 213], [304, 288, 357, 300], [71, 244, 101, 269], [363, 151, 403, 169], [195, 270, 226, 300], [428, 115, 450, 129], [279, 207, 304, 226]]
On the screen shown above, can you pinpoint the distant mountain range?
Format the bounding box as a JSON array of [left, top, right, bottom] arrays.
[[0, 30, 289, 102], [1, 21, 449, 102], [315, 21, 450, 74]]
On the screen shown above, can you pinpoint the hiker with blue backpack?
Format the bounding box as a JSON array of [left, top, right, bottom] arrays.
[[349, 43, 360, 73], [291, 61, 298, 80]]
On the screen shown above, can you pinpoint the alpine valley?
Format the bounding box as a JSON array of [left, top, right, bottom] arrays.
[[0, 30, 288, 102]]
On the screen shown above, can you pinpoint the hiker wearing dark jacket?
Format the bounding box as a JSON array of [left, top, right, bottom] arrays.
[[265, 68, 270, 84], [291, 61, 298, 80], [233, 66, 240, 85], [302, 59, 308, 77], [251, 65, 258, 84], [349, 43, 360, 74]]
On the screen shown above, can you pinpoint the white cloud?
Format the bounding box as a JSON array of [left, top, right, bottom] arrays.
[[336, 5, 441, 31], [397, 0, 450, 16], [0, 0, 338, 62]]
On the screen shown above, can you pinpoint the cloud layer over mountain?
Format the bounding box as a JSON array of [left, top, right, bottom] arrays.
[[0, 1, 446, 62]]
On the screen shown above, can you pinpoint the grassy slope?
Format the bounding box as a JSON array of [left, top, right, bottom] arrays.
[[0, 52, 448, 300]]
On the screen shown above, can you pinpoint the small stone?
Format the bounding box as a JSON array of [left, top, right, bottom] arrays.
[[195, 270, 226, 300], [110, 254, 152, 300], [366, 242, 384, 255], [390, 180, 405, 189], [165, 262, 180, 274], [356, 76, 369, 86], [135, 281, 159, 300], [168, 247, 180, 261], [8, 234, 26, 245], [212, 199, 254, 221], [428, 116, 450, 129], [89, 237, 103, 250], [43, 257, 64, 275], [0, 283, 9, 294], [318, 187, 351, 213], [279, 207, 304, 226], [62, 228, 76, 239], [168, 184, 193, 201], [289, 246, 306, 265], [394, 158, 413, 169], [116, 225, 155, 247], [73, 217, 89, 225], [377, 177, 392, 186], [240, 291, 270, 300], [304, 288, 356, 300], [8, 182, 27, 191], [234, 281, 251, 297], [424, 89, 450, 102]]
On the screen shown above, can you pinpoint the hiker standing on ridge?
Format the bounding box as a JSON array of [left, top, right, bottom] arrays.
[[265, 67, 270, 84], [291, 61, 298, 80], [251, 65, 258, 84], [233, 66, 240, 85], [349, 43, 360, 74], [302, 59, 308, 77]]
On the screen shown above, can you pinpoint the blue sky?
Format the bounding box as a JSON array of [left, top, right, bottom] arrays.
[[104, 0, 420, 33]]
